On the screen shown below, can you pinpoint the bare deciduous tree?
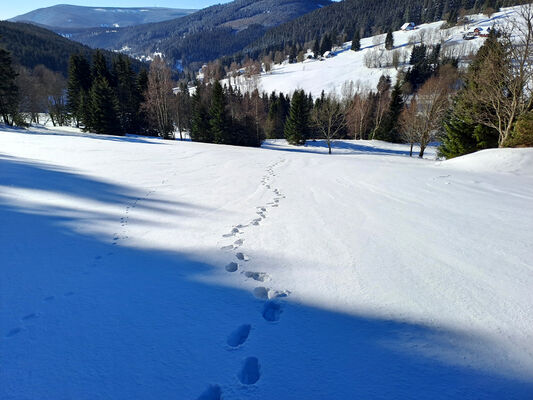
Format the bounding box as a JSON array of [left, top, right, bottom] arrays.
[[466, 4, 533, 146], [311, 95, 346, 154], [143, 56, 174, 139], [346, 91, 373, 139], [400, 71, 456, 157]]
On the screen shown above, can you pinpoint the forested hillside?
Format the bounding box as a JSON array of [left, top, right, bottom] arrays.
[[244, 0, 520, 57], [58, 0, 331, 70], [0, 21, 146, 76]]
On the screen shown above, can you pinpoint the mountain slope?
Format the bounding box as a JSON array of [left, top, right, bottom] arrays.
[[0, 21, 146, 76], [1, 124, 532, 398], [231, 7, 518, 98], [8, 4, 196, 29], [59, 0, 332, 68], [244, 0, 521, 57]]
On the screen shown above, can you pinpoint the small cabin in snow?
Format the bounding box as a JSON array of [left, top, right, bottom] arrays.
[[401, 22, 416, 31]]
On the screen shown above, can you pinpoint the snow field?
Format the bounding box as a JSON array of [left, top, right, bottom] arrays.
[[1, 125, 532, 399], [226, 6, 526, 98]]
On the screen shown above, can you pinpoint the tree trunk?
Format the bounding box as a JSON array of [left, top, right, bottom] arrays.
[[419, 145, 425, 158], [410, 142, 413, 157]]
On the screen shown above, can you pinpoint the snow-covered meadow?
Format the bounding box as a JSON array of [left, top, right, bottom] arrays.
[[1, 124, 532, 399], [226, 6, 524, 98]]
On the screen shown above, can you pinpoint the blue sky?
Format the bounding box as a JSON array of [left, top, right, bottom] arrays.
[[1, 1, 233, 20]]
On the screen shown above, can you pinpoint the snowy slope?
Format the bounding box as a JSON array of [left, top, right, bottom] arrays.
[[230, 6, 523, 98], [1, 125, 533, 399]]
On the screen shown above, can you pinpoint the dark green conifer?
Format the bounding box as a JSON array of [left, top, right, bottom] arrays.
[[351, 31, 361, 51], [209, 81, 228, 144], [385, 30, 394, 50], [89, 77, 121, 135], [0, 46, 19, 125], [284, 90, 309, 145]]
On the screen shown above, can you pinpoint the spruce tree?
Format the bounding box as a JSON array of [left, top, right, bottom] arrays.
[[190, 86, 211, 142], [351, 31, 361, 51], [0, 46, 19, 125], [312, 38, 320, 58], [320, 34, 332, 56], [284, 90, 309, 145], [67, 54, 91, 127], [375, 81, 404, 142], [89, 77, 121, 135], [209, 81, 228, 144], [385, 30, 394, 50], [112, 55, 140, 133], [91, 50, 111, 83]]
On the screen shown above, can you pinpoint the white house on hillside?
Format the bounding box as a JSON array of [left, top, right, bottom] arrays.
[[401, 22, 416, 31]]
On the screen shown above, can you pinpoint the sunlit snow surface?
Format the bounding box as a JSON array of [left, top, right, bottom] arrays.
[[226, 5, 527, 98], [1, 124, 532, 399]]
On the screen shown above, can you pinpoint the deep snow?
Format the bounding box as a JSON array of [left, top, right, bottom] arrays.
[[1, 124, 532, 399], [227, 6, 524, 98]]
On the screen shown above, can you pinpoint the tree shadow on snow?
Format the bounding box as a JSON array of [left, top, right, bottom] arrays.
[[1, 157, 531, 400], [262, 140, 414, 157], [7, 124, 167, 145]]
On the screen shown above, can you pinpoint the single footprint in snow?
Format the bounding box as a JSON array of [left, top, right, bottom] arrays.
[[262, 301, 282, 322], [22, 313, 39, 321], [197, 384, 222, 400], [227, 324, 251, 348], [221, 245, 234, 251], [271, 204, 279, 208], [5, 327, 22, 338], [252, 287, 270, 300], [269, 290, 290, 299], [225, 262, 238, 272], [234, 238, 244, 246], [238, 357, 261, 385], [44, 296, 55, 302], [235, 252, 249, 262], [244, 271, 269, 282]]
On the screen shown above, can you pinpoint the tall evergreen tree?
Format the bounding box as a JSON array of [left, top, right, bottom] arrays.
[[375, 81, 404, 142], [385, 30, 394, 50], [209, 81, 229, 144], [312, 37, 320, 58], [91, 50, 111, 83], [89, 77, 121, 135], [284, 90, 310, 145], [190, 85, 211, 143], [320, 34, 333, 56], [0, 46, 19, 125], [351, 31, 361, 51], [67, 54, 91, 127], [112, 55, 141, 133]]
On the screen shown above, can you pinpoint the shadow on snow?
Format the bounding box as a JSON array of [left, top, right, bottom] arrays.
[[1, 156, 531, 400]]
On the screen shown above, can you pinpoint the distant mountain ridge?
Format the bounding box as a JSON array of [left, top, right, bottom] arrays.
[[22, 0, 332, 70], [8, 4, 196, 29]]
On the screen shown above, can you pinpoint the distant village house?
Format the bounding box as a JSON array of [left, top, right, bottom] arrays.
[[401, 22, 416, 31]]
